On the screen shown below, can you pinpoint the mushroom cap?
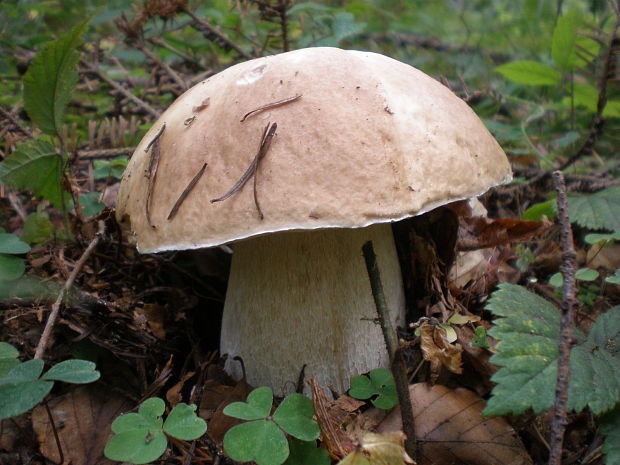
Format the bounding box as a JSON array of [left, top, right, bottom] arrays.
[[116, 47, 511, 253]]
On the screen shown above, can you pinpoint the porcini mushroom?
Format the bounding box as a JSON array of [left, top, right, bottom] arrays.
[[116, 47, 511, 395]]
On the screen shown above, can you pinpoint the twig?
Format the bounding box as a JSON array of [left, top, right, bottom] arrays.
[[240, 94, 301, 122], [138, 44, 189, 93], [81, 62, 162, 118], [362, 241, 417, 460], [6, 189, 27, 222], [211, 122, 277, 219], [43, 400, 64, 465], [148, 37, 196, 63], [183, 8, 253, 60], [76, 146, 135, 160], [548, 171, 578, 465], [34, 221, 106, 360], [167, 162, 208, 220], [0, 106, 34, 138]]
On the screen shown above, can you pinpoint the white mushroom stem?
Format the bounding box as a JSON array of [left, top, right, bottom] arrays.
[[220, 223, 406, 396]]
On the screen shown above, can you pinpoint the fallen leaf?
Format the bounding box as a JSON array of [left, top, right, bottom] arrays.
[[337, 432, 414, 465], [377, 383, 533, 465], [200, 378, 253, 444], [31, 385, 131, 465], [418, 321, 463, 379], [457, 217, 551, 251], [166, 370, 195, 406]]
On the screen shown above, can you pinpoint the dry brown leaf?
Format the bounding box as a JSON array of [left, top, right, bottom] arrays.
[[378, 383, 533, 465], [457, 216, 551, 251], [200, 379, 253, 444], [166, 370, 195, 406], [418, 321, 463, 379], [337, 432, 415, 465], [31, 385, 131, 465]]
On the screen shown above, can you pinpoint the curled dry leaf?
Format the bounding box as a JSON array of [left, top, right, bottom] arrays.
[[377, 383, 533, 465], [418, 320, 463, 379], [337, 431, 414, 465]]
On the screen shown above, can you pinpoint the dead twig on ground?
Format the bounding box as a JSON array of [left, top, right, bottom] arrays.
[[138, 44, 189, 93], [34, 221, 106, 360]]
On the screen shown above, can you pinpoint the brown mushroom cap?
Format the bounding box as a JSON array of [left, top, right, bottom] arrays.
[[116, 47, 511, 252]]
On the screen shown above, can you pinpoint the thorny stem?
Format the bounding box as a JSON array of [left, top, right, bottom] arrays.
[[34, 221, 106, 360], [362, 241, 417, 460], [548, 171, 578, 465]]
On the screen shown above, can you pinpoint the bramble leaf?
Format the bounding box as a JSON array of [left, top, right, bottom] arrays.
[[163, 403, 207, 440], [223, 386, 273, 420], [23, 20, 89, 136], [568, 186, 620, 232], [272, 393, 320, 441], [0, 138, 65, 207], [483, 284, 620, 416], [223, 420, 289, 465]]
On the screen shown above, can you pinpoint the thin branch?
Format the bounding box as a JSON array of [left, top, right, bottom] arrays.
[[548, 171, 578, 465], [145, 124, 166, 228], [138, 44, 189, 93], [0, 106, 34, 138], [81, 62, 162, 118], [362, 241, 417, 460], [76, 146, 135, 160], [34, 221, 106, 360], [183, 8, 253, 60], [240, 94, 301, 122]]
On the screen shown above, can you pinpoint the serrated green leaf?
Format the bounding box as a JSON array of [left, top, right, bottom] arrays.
[[495, 60, 561, 86], [283, 439, 330, 465], [551, 9, 580, 71], [484, 284, 620, 417], [273, 394, 320, 441], [0, 138, 64, 207], [600, 405, 620, 465], [104, 429, 167, 465], [224, 420, 289, 465], [41, 359, 100, 383], [23, 20, 89, 136], [0, 233, 30, 254], [568, 186, 620, 231], [163, 403, 207, 440], [223, 386, 273, 420], [0, 254, 26, 281], [0, 343, 20, 378]]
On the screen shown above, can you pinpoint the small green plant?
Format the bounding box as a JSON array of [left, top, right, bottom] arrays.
[[0, 342, 100, 419], [104, 397, 207, 465], [223, 386, 321, 465], [483, 283, 620, 464], [348, 367, 398, 409], [471, 325, 491, 350], [0, 232, 30, 282]]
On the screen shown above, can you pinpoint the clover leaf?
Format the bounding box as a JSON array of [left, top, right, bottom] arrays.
[[349, 368, 398, 409]]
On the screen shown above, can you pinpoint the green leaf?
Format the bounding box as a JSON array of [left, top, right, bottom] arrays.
[[349, 368, 398, 410], [551, 9, 580, 71], [163, 403, 207, 440], [0, 359, 52, 419], [21, 209, 55, 245], [606, 269, 620, 285], [585, 232, 620, 246], [0, 254, 26, 281], [0, 233, 30, 254], [0, 343, 20, 378], [471, 326, 490, 350], [0, 138, 64, 207], [105, 397, 167, 464], [575, 268, 599, 282], [104, 429, 167, 465], [568, 186, 620, 231], [41, 359, 100, 383], [522, 199, 557, 221], [483, 284, 620, 416], [223, 386, 273, 420], [23, 20, 89, 136], [283, 439, 330, 465], [79, 192, 105, 217], [601, 405, 620, 465], [495, 60, 561, 86], [224, 420, 289, 465], [273, 394, 320, 441]]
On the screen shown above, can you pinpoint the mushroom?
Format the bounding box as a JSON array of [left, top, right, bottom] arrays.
[[116, 47, 511, 395]]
